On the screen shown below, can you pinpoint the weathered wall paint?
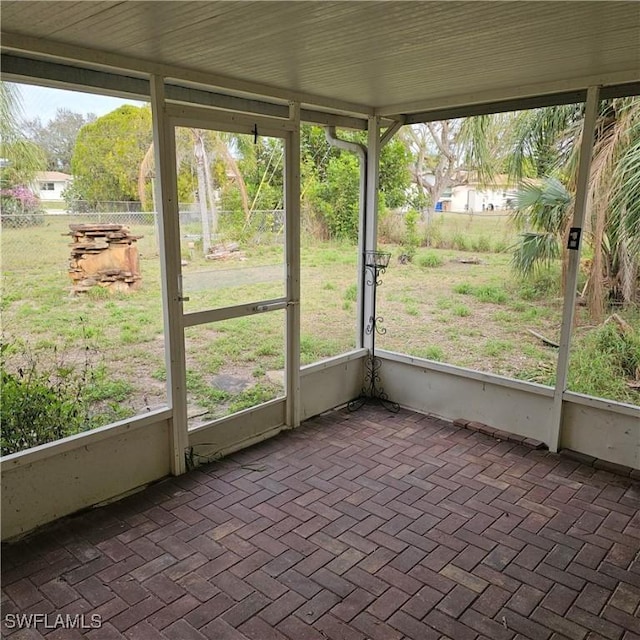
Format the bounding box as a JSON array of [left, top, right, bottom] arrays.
[[1, 418, 171, 540]]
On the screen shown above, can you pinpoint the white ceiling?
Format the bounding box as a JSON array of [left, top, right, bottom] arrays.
[[1, 1, 639, 115]]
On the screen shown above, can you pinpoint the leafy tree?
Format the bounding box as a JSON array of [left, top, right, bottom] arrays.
[[301, 124, 339, 182], [71, 104, 152, 203], [319, 152, 361, 240], [501, 105, 582, 180], [380, 138, 412, 210], [581, 98, 640, 317], [400, 116, 503, 221], [24, 108, 96, 173], [300, 125, 411, 241]]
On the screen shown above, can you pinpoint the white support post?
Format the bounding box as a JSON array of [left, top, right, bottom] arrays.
[[549, 85, 601, 452], [285, 101, 301, 428], [363, 115, 381, 352], [150, 75, 189, 474]]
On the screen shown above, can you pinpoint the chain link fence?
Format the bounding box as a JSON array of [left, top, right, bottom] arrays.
[[1, 208, 285, 273]]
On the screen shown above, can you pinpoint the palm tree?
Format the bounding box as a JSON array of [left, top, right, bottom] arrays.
[[138, 129, 251, 256], [501, 97, 640, 319], [511, 177, 571, 278], [0, 82, 46, 188]]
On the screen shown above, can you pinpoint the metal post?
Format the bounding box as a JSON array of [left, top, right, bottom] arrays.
[[285, 101, 301, 428], [549, 85, 600, 452], [150, 75, 189, 475]]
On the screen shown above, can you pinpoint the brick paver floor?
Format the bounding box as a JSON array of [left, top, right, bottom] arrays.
[[2, 406, 640, 639]]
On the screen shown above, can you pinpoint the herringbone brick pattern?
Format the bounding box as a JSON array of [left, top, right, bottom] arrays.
[[2, 406, 640, 639]]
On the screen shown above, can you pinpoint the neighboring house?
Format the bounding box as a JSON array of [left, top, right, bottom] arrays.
[[35, 171, 73, 201], [439, 174, 517, 213]]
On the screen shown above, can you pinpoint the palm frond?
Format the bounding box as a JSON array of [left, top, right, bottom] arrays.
[[457, 115, 501, 186], [511, 232, 560, 277], [504, 104, 582, 181], [1, 82, 47, 185], [609, 101, 640, 257], [514, 177, 571, 234]]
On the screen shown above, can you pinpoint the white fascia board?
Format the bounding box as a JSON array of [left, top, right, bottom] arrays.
[[0, 32, 373, 117], [376, 69, 640, 119]]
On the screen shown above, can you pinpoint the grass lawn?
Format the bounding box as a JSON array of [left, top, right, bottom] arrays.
[[2, 213, 638, 452]]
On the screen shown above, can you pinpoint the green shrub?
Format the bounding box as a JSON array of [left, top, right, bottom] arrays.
[[344, 283, 357, 302], [516, 320, 640, 404], [453, 282, 473, 295], [451, 232, 470, 251], [568, 322, 640, 402], [417, 252, 444, 268], [0, 343, 91, 455], [472, 235, 492, 253], [424, 216, 444, 248], [452, 304, 471, 317], [473, 285, 508, 304], [400, 210, 420, 262]]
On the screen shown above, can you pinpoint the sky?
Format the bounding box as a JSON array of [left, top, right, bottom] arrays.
[[12, 82, 146, 123]]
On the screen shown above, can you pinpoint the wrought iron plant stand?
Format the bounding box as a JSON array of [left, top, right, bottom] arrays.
[[349, 251, 399, 413]]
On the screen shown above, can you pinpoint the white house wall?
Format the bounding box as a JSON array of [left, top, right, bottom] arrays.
[[449, 185, 510, 213], [38, 180, 68, 201]]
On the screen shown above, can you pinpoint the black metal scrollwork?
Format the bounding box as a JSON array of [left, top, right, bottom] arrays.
[[348, 251, 399, 414]]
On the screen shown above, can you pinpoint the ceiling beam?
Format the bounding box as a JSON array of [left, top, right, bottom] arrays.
[[1, 53, 150, 100], [378, 69, 640, 121], [398, 81, 640, 125], [1, 53, 369, 130], [1, 31, 374, 118]]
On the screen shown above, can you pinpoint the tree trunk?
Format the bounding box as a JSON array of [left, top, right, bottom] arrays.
[[193, 131, 211, 256], [202, 144, 218, 237]]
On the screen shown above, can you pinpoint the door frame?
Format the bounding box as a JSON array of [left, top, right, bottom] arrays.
[[152, 80, 300, 474]]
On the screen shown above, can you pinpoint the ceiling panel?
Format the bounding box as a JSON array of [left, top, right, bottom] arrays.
[[1, 1, 638, 113]]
